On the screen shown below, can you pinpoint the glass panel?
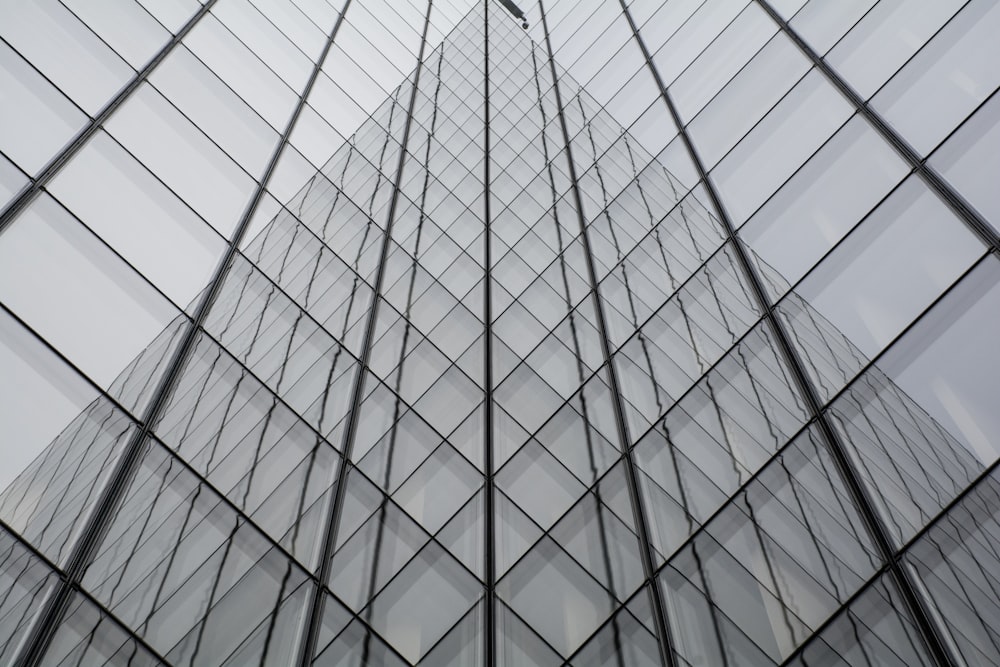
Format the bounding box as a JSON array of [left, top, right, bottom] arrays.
[[740, 115, 908, 301], [549, 465, 644, 603], [495, 599, 561, 667], [830, 256, 1000, 545], [498, 537, 613, 658], [155, 331, 342, 568], [394, 443, 481, 534], [687, 31, 810, 169], [136, 0, 200, 33], [365, 541, 481, 663], [0, 329, 136, 565], [151, 45, 281, 177], [184, 13, 300, 131], [711, 69, 853, 225], [782, 177, 983, 398], [204, 255, 360, 439], [788, 573, 935, 667], [649, 0, 748, 85], [872, 0, 1000, 155], [633, 320, 809, 561], [828, 0, 966, 100], [0, 0, 133, 114], [49, 130, 226, 310], [670, 2, 777, 123], [212, 0, 315, 94], [930, 90, 1000, 233], [496, 439, 586, 530], [907, 469, 1000, 667], [0, 525, 58, 664], [106, 83, 256, 238], [0, 39, 87, 175], [61, 0, 171, 69], [312, 616, 409, 667], [82, 439, 312, 666], [788, 0, 876, 55], [568, 588, 662, 667], [328, 492, 429, 610], [40, 592, 166, 667], [0, 193, 182, 396], [416, 600, 484, 666], [661, 426, 879, 664]]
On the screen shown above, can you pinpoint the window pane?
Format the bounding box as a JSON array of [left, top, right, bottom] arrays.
[[0, 193, 182, 392], [49, 130, 225, 309], [740, 115, 908, 300], [784, 177, 983, 385], [930, 90, 1000, 233], [107, 83, 256, 237], [872, 0, 1000, 155], [711, 70, 853, 225], [0, 0, 133, 114], [828, 0, 966, 100], [830, 256, 1000, 545], [0, 40, 86, 175]]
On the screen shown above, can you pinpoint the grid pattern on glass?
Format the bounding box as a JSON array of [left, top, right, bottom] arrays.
[[1, 0, 999, 664]]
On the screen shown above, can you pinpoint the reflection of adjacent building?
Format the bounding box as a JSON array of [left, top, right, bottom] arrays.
[[1, 113, 994, 666]]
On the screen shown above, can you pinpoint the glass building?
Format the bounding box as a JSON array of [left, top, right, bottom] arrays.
[[1, 0, 999, 664]]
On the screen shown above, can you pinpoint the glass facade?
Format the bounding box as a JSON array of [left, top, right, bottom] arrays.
[[1, 0, 998, 665]]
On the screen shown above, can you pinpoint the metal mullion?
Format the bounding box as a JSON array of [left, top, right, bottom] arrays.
[[320, 482, 484, 616], [0, 518, 174, 667], [489, 221, 734, 388], [559, 583, 665, 666], [620, 2, 960, 666], [754, 0, 1000, 256], [296, 1, 435, 664], [493, 454, 673, 609], [483, 1, 497, 663], [774, 567, 933, 667], [308, 593, 414, 666], [536, 3, 678, 667], [364, 288, 486, 399], [0, 0, 220, 235], [315, 461, 485, 594], [10, 0, 354, 662], [0, 299, 187, 436], [213, 250, 367, 375], [347, 377, 485, 499]]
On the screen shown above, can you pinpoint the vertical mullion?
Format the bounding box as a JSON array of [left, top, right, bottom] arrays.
[[296, 2, 436, 665], [534, 3, 679, 667], [482, 1, 496, 665], [11, 1, 355, 663], [0, 1, 220, 235], [617, 2, 958, 666]]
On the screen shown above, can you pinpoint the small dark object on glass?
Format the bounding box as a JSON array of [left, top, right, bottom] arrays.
[[498, 0, 529, 28]]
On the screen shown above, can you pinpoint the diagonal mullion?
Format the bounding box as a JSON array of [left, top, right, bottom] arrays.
[[9, 0, 356, 664], [619, 2, 960, 666], [753, 0, 1000, 257], [0, 1, 220, 236]]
